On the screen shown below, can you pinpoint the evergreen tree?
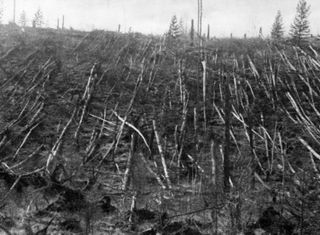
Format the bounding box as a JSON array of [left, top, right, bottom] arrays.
[[168, 15, 181, 39], [290, 0, 311, 44], [19, 10, 27, 27], [271, 11, 284, 40], [33, 8, 44, 28]]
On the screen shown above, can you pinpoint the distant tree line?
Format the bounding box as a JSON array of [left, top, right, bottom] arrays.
[[0, 0, 313, 45], [269, 0, 310, 44], [167, 0, 312, 46], [0, 4, 45, 28]]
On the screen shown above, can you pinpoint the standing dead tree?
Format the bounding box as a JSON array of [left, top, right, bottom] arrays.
[[0, 0, 3, 24], [190, 19, 195, 45], [13, 0, 16, 23], [197, 0, 203, 43], [19, 10, 27, 27]]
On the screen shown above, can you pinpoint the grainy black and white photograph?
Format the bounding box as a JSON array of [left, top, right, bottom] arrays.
[[0, 0, 319, 234]]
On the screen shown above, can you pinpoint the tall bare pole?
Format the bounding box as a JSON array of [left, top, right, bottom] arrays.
[[197, 0, 203, 55], [196, 0, 203, 111], [196, 0, 201, 104], [200, 0, 203, 37], [13, 0, 16, 23], [197, 0, 203, 41], [197, 0, 199, 36], [190, 19, 195, 44]]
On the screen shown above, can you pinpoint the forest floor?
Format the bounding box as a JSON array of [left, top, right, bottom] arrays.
[[0, 25, 319, 234]]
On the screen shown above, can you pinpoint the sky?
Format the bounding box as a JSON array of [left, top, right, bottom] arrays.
[[1, 0, 320, 37]]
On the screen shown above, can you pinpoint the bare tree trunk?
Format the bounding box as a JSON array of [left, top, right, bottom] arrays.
[[153, 120, 172, 188], [224, 74, 231, 192], [247, 113, 256, 189], [210, 140, 218, 235], [235, 196, 242, 232], [122, 134, 135, 190], [202, 60, 207, 133]]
